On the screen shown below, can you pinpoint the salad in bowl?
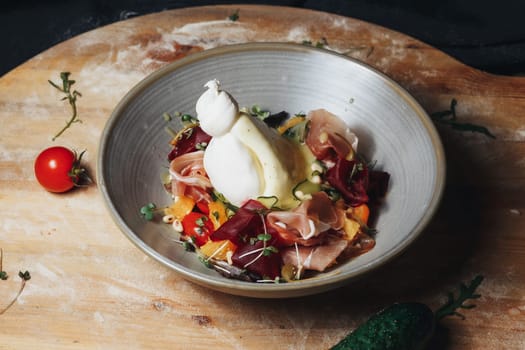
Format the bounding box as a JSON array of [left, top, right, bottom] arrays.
[[146, 80, 390, 283], [98, 43, 445, 298]]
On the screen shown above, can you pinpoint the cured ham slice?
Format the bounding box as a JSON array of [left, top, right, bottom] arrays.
[[267, 192, 345, 245], [281, 237, 349, 272], [169, 150, 212, 202], [305, 109, 358, 163]]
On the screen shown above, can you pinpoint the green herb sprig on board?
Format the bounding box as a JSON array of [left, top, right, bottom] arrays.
[[331, 275, 484, 350], [49, 72, 82, 141], [431, 99, 495, 139]]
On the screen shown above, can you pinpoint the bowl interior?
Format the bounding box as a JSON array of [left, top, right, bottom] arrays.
[[98, 43, 445, 298]]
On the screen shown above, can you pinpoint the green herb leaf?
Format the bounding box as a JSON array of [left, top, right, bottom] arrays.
[[182, 241, 196, 252], [18, 270, 31, 281], [195, 216, 208, 227], [249, 105, 270, 120], [431, 99, 496, 139], [257, 233, 272, 242], [199, 256, 212, 268], [262, 246, 279, 256], [49, 71, 82, 141], [435, 275, 484, 320], [195, 142, 208, 150], [140, 203, 157, 221], [0, 264, 30, 315], [228, 9, 240, 21]]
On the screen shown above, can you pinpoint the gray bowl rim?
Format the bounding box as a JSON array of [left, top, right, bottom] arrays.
[[97, 42, 446, 298]]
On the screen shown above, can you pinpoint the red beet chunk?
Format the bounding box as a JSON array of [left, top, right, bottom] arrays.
[[325, 158, 369, 207], [168, 126, 211, 161], [232, 238, 282, 280], [210, 200, 267, 245]]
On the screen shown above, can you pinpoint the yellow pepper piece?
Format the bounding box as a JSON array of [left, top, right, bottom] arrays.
[[343, 217, 360, 242], [200, 240, 237, 261], [164, 195, 195, 220], [208, 200, 228, 230]]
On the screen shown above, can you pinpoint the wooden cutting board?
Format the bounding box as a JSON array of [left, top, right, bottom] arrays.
[[1, 5, 524, 349]]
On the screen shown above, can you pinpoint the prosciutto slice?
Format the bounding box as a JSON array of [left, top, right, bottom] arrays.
[[305, 109, 358, 163], [169, 150, 212, 202], [281, 237, 349, 272], [267, 192, 345, 245]]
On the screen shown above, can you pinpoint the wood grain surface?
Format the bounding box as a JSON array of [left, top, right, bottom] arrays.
[[1, 5, 524, 349]]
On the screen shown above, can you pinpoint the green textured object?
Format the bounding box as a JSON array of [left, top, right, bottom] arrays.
[[331, 303, 435, 350]]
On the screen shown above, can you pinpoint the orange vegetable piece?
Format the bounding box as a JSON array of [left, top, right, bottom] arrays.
[[199, 239, 237, 261], [164, 195, 196, 220], [208, 200, 229, 230], [343, 217, 360, 242], [351, 204, 370, 225], [277, 115, 305, 134]]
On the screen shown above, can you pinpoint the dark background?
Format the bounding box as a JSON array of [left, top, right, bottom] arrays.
[[2, 0, 525, 77]]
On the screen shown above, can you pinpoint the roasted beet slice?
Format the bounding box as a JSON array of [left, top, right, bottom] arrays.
[[232, 238, 282, 280], [325, 158, 369, 207], [367, 170, 390, 204], [168, 126, 211, 161], [210, 200, 267, 245]]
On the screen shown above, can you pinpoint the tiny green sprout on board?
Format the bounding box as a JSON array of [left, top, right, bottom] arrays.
[[0, 248, 31, 316], [228, 9, 240, 21]]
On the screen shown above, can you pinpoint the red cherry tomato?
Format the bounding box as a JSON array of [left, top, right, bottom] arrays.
[[181, 212, 214, 246], [34, 146, 83, 193]]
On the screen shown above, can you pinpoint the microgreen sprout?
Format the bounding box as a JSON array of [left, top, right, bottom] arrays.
[[163, 112, 172, 122], [0, 249, 31, 315], [49, 72, 82, 141], [195, 215, 208, 227], [181, 114, 198, 125], [228, 9, 240, 21], [348, 161, 365, 182], [182, 241, 196, 252], [195, 142, 208, 150], [0, 249, 7, 280], [205, 240, 231, 262], [198, 256, 212, 268], [239, 214, 278, 268], [250, 105, 270, 120], [140, 203, 157, 221]]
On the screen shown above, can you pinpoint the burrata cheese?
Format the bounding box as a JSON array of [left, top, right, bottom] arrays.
[[196, 80, 309, 208]]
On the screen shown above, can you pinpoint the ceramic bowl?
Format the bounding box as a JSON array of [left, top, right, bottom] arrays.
[[98, 43, 445, 298]]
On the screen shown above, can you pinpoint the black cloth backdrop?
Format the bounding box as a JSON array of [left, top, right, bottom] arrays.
[[2, 0, 524, 76]]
